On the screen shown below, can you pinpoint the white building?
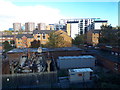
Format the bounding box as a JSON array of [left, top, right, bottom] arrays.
[[60, 18, 107, 39], [69, 68, 93, 83], [38, 23, 46, 30], [93, 20, 108, 29], [25, 22, 35, 32], [13, 23, 21, 31]]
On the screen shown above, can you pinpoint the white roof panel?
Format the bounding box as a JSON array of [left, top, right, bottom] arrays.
[[59, 55, 95, 59], [69, 68, 93, 73]]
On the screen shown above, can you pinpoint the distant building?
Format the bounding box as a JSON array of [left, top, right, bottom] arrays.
[[38, 23, 46, 30], [13, 23, 21, 31], [54, 30, 72, 47], [0, 35, 15, 44], [46, 24, 54, 30], [86, 30, 100, 46], [25, 22, 35, 32], [33, 30, 53, 44], [16, 34, 34, 48], [90, 20, 108, 30], [8, 28, 14, 31], [60, 18, 107, 39]]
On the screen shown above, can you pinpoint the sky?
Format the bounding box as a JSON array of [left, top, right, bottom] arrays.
[[0, 0, 119, 31]]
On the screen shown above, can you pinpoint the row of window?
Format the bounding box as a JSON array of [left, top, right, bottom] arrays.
[[18, 41, 47, 44], [37, 35, 46, 39], [0, 37, 13, 39]]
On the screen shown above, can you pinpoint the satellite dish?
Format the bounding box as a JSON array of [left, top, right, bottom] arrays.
[[38, 47, 42, 53]]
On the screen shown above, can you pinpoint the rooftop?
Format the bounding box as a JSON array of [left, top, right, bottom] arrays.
[[1, 35, 14, 37], [33, 30, 53, 34], [16, 34, 33, 38], [58, 55, 95, 60], [88, 50, 120, 63], [7, 47, 83, 53], [69, 68, 93, 73]]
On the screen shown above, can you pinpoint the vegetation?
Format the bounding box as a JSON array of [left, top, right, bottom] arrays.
[[72, 34, 86, 46], [2, 41, 15, 52], [45, 31, 70, 48], [99, 25, 120, 46], [30, 40, 41, 48]]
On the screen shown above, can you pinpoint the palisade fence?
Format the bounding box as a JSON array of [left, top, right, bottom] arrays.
[[2, 71, 58, 88]]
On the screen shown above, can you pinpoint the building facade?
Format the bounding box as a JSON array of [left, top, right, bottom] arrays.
[[25, 22, 35, 32], [86, 30, 100, 46], [16, 34, 34, 48], [54, 30, 72, 47], [38, 23, 46, 30], [60, 18, 107, 39], [0, 35, 15, 44], [13, 23, 21, 31], [33, 30, 53, 45], [46, 24, 54, 30]]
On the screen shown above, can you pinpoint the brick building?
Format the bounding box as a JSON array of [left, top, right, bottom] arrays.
[[16, 34, 34, 48], [86, 30, 100, 46]]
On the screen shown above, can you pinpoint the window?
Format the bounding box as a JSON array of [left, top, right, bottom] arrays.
[[37, 36, 40, 38], [80, 31, 83, 34], [42, 41, 46, 43], [42, 33, 46, 39], [37, 36, 40, 40], [18, 42, 21, 44], [78, 73, 82, 76], [18, 38, 21, 40], [114, 63, 118, 71]]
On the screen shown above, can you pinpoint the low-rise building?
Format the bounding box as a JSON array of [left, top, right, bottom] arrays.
[[57, 55, 96, 69], [87, 30, 100, 46], [54, 30, 72, 47], [0, 35, 15, 44], [33, 30, 53, 44], [16, 34, 34, 48]]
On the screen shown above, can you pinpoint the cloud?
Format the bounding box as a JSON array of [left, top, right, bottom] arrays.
[[0, 0, 64, 31]]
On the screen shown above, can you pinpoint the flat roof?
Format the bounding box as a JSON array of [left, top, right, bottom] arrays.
[[7, 47, 83, 53], [59, 55, 95, 59], [69, 68, 93, 73]]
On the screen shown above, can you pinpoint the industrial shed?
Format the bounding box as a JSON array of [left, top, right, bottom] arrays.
[[57, 55, 96, 69]]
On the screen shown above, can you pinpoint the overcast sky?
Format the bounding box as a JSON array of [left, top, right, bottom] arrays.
[[0, 0, 119, 31]]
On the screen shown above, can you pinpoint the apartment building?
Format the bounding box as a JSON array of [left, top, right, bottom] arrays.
[[60, 18, 107, 39], [38, 23, 46, 30], [16, 34, 34, 48], [33, 30, 53, 44], [54, 30, 72, 47], [86, 30, 100, 46], [91, 20, 108, 30], [25, 22, 35, 32], [13, 23, 21, 31], [0, 35, 15, 44], [46, 24, 54, 30]]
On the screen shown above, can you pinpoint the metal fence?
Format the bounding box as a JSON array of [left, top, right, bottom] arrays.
[[2, 71, 58, 88]]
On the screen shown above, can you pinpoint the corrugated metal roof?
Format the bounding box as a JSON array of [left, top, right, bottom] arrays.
[[59, 55, 95, 59]]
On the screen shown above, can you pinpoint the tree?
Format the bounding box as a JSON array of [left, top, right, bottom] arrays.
[[2, 41, 14, 52], [99, 25, 119, 46], [72, 34, 86, 46], [45, 31, 69, 48], [30, 40, 41, 48]]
